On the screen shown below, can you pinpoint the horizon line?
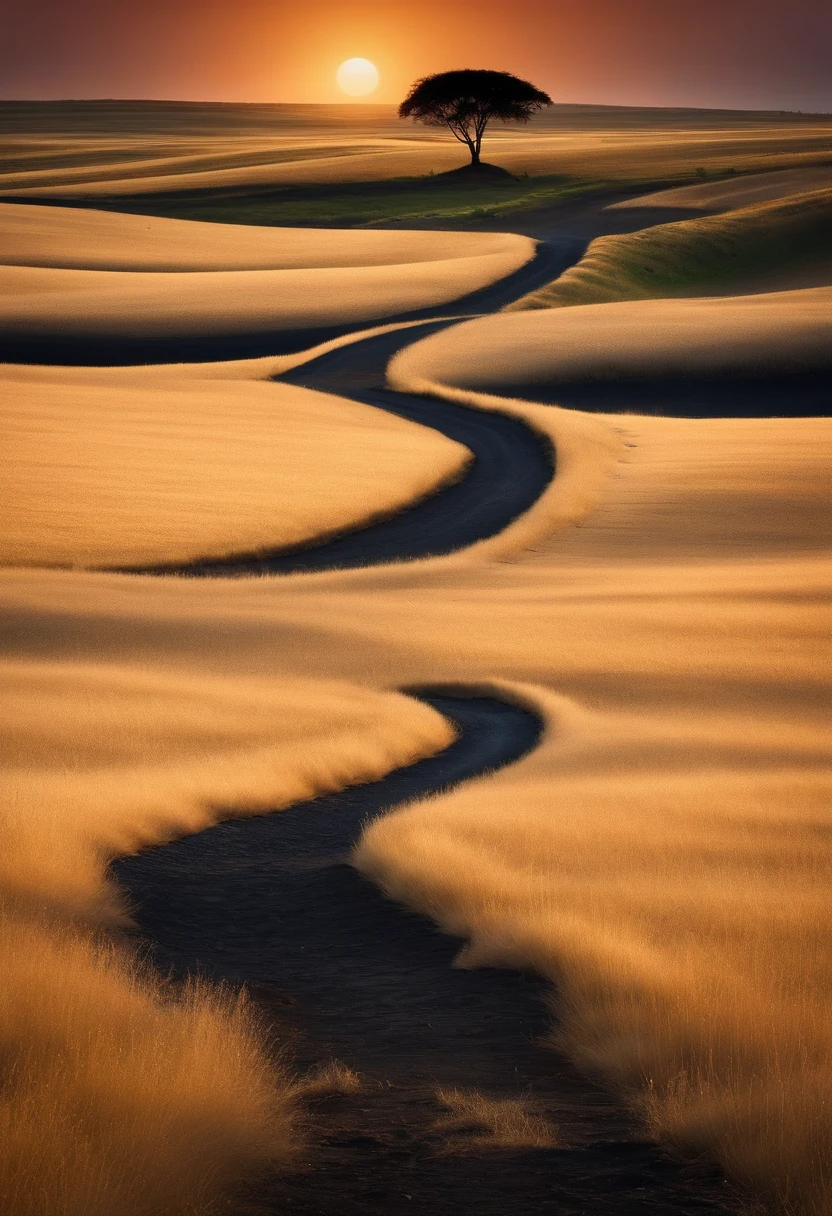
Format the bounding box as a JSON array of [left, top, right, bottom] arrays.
[[1, 97, 831, 118]]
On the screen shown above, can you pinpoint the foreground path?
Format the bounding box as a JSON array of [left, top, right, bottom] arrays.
[[114, 694, 733, 1216]]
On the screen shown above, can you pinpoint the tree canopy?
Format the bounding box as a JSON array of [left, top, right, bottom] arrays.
[[399, 69, 552, 166]]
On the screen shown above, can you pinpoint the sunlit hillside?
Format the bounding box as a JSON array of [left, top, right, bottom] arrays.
[[510, 178, 832, 309]]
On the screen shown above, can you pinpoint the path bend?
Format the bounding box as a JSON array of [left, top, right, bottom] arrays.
[[118, 238, 584, 577], [131, 319, 554, 576]]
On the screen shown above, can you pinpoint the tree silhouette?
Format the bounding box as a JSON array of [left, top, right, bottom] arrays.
[[399, 70, 552, 167]]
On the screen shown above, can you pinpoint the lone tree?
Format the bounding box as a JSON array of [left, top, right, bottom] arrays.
[[399, 69, 552, 167]]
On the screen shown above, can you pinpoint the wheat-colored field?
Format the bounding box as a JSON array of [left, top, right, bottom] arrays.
[[0, 227, 533, 343], [610, 165, 832, 211], [2, 105, 830, 237], [5, 322, 830, 1211], [1, 924, 290, 1216], [0, 661, 455, 1215], [0, 200, 531, 270], [395, 285, 832, 388], [1, 108, 830, 198], [1, 363, 468, 567], [353, 290, 832, 1214], [2, 114, 832, 1214]]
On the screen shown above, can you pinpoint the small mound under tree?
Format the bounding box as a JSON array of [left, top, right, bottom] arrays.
[[399, 69, 553, 167]]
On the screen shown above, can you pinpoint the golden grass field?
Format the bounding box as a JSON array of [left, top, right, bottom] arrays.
[[0, 200, 535, 270], [1, 105, 831, 1215], [0, 206, 533, 340], [1, 664, 455, 1215], [1, 363, 469, 567], [397, 284, 832, 386], [1, 104, 830, 199]]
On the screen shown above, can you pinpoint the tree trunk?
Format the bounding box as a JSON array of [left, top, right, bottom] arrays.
[[469, 143, 481, 165]]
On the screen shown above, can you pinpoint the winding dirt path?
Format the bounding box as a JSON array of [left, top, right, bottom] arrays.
[[134, 320, 554, 576], [116, 238, 577, 576], [98, 211, 743, 1212], [114, 694, 734, 1216]]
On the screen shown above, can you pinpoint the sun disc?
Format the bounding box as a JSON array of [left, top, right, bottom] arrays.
[[336, 58, 379, 97]]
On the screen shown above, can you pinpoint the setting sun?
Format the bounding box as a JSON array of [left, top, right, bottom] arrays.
[[336, 57, 379, 97]]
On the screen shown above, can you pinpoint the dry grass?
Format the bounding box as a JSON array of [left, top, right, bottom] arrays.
[[0, 915, 291, 1216], [1, 113, 830, 200], [0, 201, 533, 343], [4, 293, 831, 1210], [0, 660, 454, 1214], [434, 1086, 558, 1151], [0, 237, 533, 341], [609, 166, 832, 212], [6, 386, 832, 1213], [356, 692, 832, 1214], [346, 296, 832, 1211], [297, 1062, 362, 1101], [0, 366, 469, 568], [0, 661, 455, 919], [0, 200, 532, 272], [510, 187, 832, 311]]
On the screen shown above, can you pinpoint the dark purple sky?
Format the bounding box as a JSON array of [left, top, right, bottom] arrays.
[[2, 0, 830, 111]]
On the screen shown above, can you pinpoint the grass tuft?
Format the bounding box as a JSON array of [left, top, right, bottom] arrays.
[[296, 1061, 362, 1100], [434, 1086, 558, 1151]]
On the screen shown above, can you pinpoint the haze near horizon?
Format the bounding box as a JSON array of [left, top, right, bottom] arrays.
[[3, 0, 831, 113]]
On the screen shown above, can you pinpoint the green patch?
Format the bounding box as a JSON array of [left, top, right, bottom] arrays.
[[76, 173, 645, 229], [509, 188, 832, 310]]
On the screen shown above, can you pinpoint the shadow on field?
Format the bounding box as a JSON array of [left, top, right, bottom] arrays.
[[495, 370, 832, 418]]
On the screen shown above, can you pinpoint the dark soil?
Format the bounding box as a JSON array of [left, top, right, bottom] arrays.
[[113, 694, 738, 1216]]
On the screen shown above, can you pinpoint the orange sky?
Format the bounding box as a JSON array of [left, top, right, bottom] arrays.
[[2, 0, 830, 111]]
